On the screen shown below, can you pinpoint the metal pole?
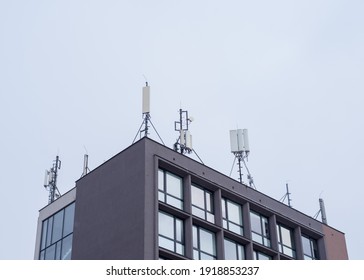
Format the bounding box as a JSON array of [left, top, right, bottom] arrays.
[[237, 154, 243, 184], [286, 183, 292, 208], [319, 198, 328, 225], [179, 109, 184, 154]]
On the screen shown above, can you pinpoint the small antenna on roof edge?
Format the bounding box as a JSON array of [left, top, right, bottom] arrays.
[[314, 197, 328, 225], [280, 182, 293, 207], [81, 154, 91, 177]]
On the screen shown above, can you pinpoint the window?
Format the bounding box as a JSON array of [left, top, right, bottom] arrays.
[[193, 225, 216, 260], [158, 211, 184, 255], [191, 185, 214, 223], [277, 224, 296, 258], [158, 169, 183, 210], [250, 211, 270, 247], [224, 238, 245, 260], [302, 235, 319, 260], [39, 202, 75, 260], [222, 198, 243, 235], [253, 250, 272, 260]]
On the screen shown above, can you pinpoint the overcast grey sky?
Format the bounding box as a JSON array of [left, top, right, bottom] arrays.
[[1, 0, 363, 260]]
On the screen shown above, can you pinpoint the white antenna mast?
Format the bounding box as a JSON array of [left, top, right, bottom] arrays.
[[81, 154, 90, 177], [314, 198, 328, 225], [229, 129, 256, 189], [132, 82, 165, 145], [173, 108, 203, 164], [43, 155, 62, 204]]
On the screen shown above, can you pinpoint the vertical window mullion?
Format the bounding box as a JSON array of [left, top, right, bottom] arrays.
[[260, 216, 264, 244], [226, 200, 229, 230], [196, 227, 200, 259], [278, 226, 282, 252], [163, 171, 167, 203], [173, 218, 177, 253], [203, 192, 207, 220]]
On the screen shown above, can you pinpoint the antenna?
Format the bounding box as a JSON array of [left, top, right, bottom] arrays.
[[229, 129, 256, 189], [314, 198, 328, 225], [43, 155, 62, 204], [81, 154, 90, 177], [280, 182, 293, 207], [173, 108, 204, 164], [132, 83, 165, 145], [174, 108, 192, 154]]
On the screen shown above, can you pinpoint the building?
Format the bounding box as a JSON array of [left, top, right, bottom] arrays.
[[34, 137, 348, 260]]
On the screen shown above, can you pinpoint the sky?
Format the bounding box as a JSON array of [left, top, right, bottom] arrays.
[[0, 0, 363, 260]]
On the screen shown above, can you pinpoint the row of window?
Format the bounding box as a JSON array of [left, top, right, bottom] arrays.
[[39, 202, 75, 260], [159, 210, 274, 260], [158, 169, 319, 260]]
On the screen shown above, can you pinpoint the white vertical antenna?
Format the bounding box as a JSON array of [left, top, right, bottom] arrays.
[[142, 84, 150, 114], [81, 154, 90, 177], [132, 83, 165, 145], [319, 198, 328, 224], [314, 197, 328, 225], [229, 129, 255, 189]]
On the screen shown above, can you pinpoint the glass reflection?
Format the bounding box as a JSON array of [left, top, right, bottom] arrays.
[[158, 211, 184, 255], [193, 225, 216, 260]]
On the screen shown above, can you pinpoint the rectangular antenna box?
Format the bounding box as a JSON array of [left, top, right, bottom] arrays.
[[230, 129, 249, 153], [180, 130, 193, 150], [142, 86, 150, 114]]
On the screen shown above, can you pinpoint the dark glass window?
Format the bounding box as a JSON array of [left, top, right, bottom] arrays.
[[61, 234, 73, 260], [158, 169, 183, 210], [193, 225, 216, 260], [253, 250, 272, 260], [52, 210, 64, 243], [224, 238, 245, 260], [250, 211, 270, 247], [45, 216, 53, 247], [39, 202, 75, 260], [158, 211, 184, 255], [302, 235, 319, 260], [222, 198, 243, 235], [63, 202, 75, 237], [40, 219, 48, 250], [277, 224, 296, 258], [44, 244, 56, 260], [191, 185, 214, 223]]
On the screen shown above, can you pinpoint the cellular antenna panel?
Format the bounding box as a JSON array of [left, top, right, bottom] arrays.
[[230, 129, 244, 152], [230, 129, 250, 153], [142, 85, 150, 114]]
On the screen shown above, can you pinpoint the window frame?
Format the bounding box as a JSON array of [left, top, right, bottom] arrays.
[[191, 184, 214, 223], [301, 235, 319, 260], [39, 202, 75, 260], [253, 250, 272, 260], [158, 169, 184, 210], [222, 198, 244, 235], [224, 238, 245, 260], [250, 211, 271, 247], [276, 223, 296, 259], [158, 211, 185, 256], [193, 225, 217, 260]]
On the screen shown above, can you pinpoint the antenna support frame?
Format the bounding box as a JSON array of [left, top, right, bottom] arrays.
[[44, 155, 62, 204]]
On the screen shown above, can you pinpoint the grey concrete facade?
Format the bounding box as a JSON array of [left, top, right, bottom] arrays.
[[35, 137, 348, 260]]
